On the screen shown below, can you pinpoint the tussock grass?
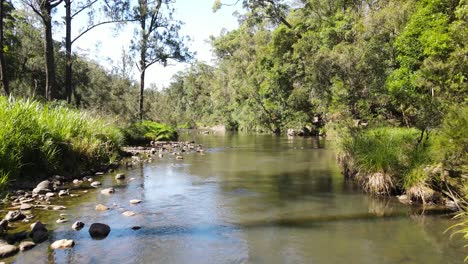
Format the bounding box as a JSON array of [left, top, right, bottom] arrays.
[[0, 96, 123, 188], [122, 120, 178, 145]]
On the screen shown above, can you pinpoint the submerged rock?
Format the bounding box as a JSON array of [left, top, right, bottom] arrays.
[[0, 220, 8, 230], [100, 188, 115, 195], [51, 239, 75, 249], [56, 218, 68, 224], [130, 199, 142, 204], [90, 181, 101, 187], [29, 221, 48, 244], [88, 223, 111, 239], [122, 211, 136, 217], [95, 204, 109, 211]]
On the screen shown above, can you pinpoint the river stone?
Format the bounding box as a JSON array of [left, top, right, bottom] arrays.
[[95, 204, 109, 211], [95, 172, 104, 176], [122, 211, 136, 217], [19, 241, 35, 251], [20, 198, 35, 204], [176, 155, 184, 160], [90, 181, 101, 187], [88, 178, 94, 182], [115, 173, 125, 180], [130, 199, 142, 204], [4, 210, 26, 222], [0, 244, 18, 258], [88, 223, 110, 239], [0, 220, 8, 230], [100, 188, 115, 195], [131, 226, 141, 230], [5, 231, 28, 244], [32, 180, 52, 194], [58, 190, 69, 197], [20, 203, 33, 210], [53, 206, 66, 210], [45, 192, 56, 198], [72, 221, 85, 230], [56, 218, 68, 224], [30, 221, 48, 244], [51, 239, 75, 249]]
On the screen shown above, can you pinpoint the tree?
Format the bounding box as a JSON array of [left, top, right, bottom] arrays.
[[0, 0, 9, 95], [131, 0, 191, 120], [23, 0, 63, 100]]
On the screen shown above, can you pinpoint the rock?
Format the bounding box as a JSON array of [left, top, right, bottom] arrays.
[[29, 222, 48, 244], [58, 190, 69, 197], [100, 188, 115, 195], [176, 155, 183, 160], [397, 195, 410, 205], [70, 194, 80, 197], [158, 153, 164, 158], [72, 221, 85, 230], [95, 204, 109, 211], [19, 241, 35, 251], [95, 172, 104, 176], [73, 179, 81, 184], [122, 211, 136, 217], [88, 178, 93, 182], [0, 220, 8, 230], [51, 239, 75, 249], [4, 210, 26, 222], [5, 231, 28, 244], [20, 203, 33, 210], [88, 223, 111, 239], [20, 198, 35, 204], [130, 199, 142, 204], [45, 192, 56, 198], [56, 218, 68, 224], [115, 173, 125, 180], [131, 226, 141, 230], [0, 244, 18, 258], [32, 180, 52, 194], [52, 206, 66, 210], [90, 181, 101, 187]]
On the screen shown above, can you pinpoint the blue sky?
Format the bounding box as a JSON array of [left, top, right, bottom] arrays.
[[69, 0, 241, 88]]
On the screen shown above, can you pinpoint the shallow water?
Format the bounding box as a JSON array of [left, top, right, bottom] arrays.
[[6, 133, 466, 263]]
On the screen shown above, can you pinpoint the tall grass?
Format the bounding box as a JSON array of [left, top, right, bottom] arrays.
[[0, 97, 124, 188]]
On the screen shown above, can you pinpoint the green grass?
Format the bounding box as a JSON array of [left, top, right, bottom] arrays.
[[121, 120, 178, 145], [338, 127, 432, 194], [0, 97, 124, 188]]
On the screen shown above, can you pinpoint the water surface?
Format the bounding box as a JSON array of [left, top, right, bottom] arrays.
[[8, 133, 466, 263]]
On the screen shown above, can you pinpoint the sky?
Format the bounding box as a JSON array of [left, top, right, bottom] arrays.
[[68, 0, 241, 89]]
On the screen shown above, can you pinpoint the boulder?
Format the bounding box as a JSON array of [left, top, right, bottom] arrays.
[[32, 180, 52, 194], [51, 239, 75, 249], [115, 173, 125, 180], [4, 210, 26, 222], [88, 223, 111, 239], [0, 244, 18, 258], [19, 241, 35, 251], [72, 221, 85, 230], [29, 221, 48, 244], [5, 231, 28, 244], [100, 188, 115, 195]]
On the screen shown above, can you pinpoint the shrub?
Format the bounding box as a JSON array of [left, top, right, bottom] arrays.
[[121, 120, 178, 145]]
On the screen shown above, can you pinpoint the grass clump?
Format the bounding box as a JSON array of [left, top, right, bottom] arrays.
[[339, 127, 432, 195], [0, 97, 124, 188], [121, 120, 178, 145]]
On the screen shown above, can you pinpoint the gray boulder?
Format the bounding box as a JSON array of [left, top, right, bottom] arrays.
[[4, 210, 26, 222], [32, 180, 52, 194], [88, 223, 111, 239]]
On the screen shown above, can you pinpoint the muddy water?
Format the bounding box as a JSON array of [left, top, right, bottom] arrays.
[[5, 133, 466, 263]]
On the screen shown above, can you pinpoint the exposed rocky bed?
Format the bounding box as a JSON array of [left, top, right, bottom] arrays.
[[0, 140, 204, 260]]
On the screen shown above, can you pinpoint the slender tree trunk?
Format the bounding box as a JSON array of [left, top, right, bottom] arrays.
[[138, 0, 147, 120], [42, 4, 57, 100], [0, 0, 9, 96], [139, 69, 145, 120], [65, 0, 72, 103]]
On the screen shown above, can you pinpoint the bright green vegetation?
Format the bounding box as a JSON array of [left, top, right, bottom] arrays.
[[0, 97, 123, 187], [121, 120, 178, 145]]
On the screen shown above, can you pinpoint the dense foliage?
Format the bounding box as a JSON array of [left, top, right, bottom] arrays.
[[121, 120, 178, 145]]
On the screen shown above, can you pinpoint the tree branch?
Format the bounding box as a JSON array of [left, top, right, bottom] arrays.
[[72, 19, 136, 44], [71, 0, 99, 19]]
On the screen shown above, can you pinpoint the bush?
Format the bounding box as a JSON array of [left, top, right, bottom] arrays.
[[121, 120, 178, 145], [0, 97, 123, 188]]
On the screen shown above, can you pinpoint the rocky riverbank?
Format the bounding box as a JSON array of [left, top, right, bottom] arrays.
[[0, 141, 204, 260]]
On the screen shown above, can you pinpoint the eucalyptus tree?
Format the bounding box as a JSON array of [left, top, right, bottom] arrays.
[[23, 0, 63, 100], [0, 0, 9, 95], [130, 0, 191, 120]]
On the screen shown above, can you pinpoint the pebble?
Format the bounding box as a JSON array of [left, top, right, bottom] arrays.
[[130, 199, 142, 204], [122, 211, 136, 217], [115, 173, 125, 180], [100, 188, 115, 195], [56, 218, 68, 224], [95, 204, 109, 211], [19, 241, 35, 251], [52, 206, 66, 210], [90, 181, 101, 187], [50, 239, 75, 249], [72, 221, 85, 230]]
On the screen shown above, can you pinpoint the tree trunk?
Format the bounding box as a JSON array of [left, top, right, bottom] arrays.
[[65, 0, 72, 103], [138, 0, 147, 120], [0, 0, 9, 96], [42, 3, 57, 100], [139, 69, 145, 120]]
